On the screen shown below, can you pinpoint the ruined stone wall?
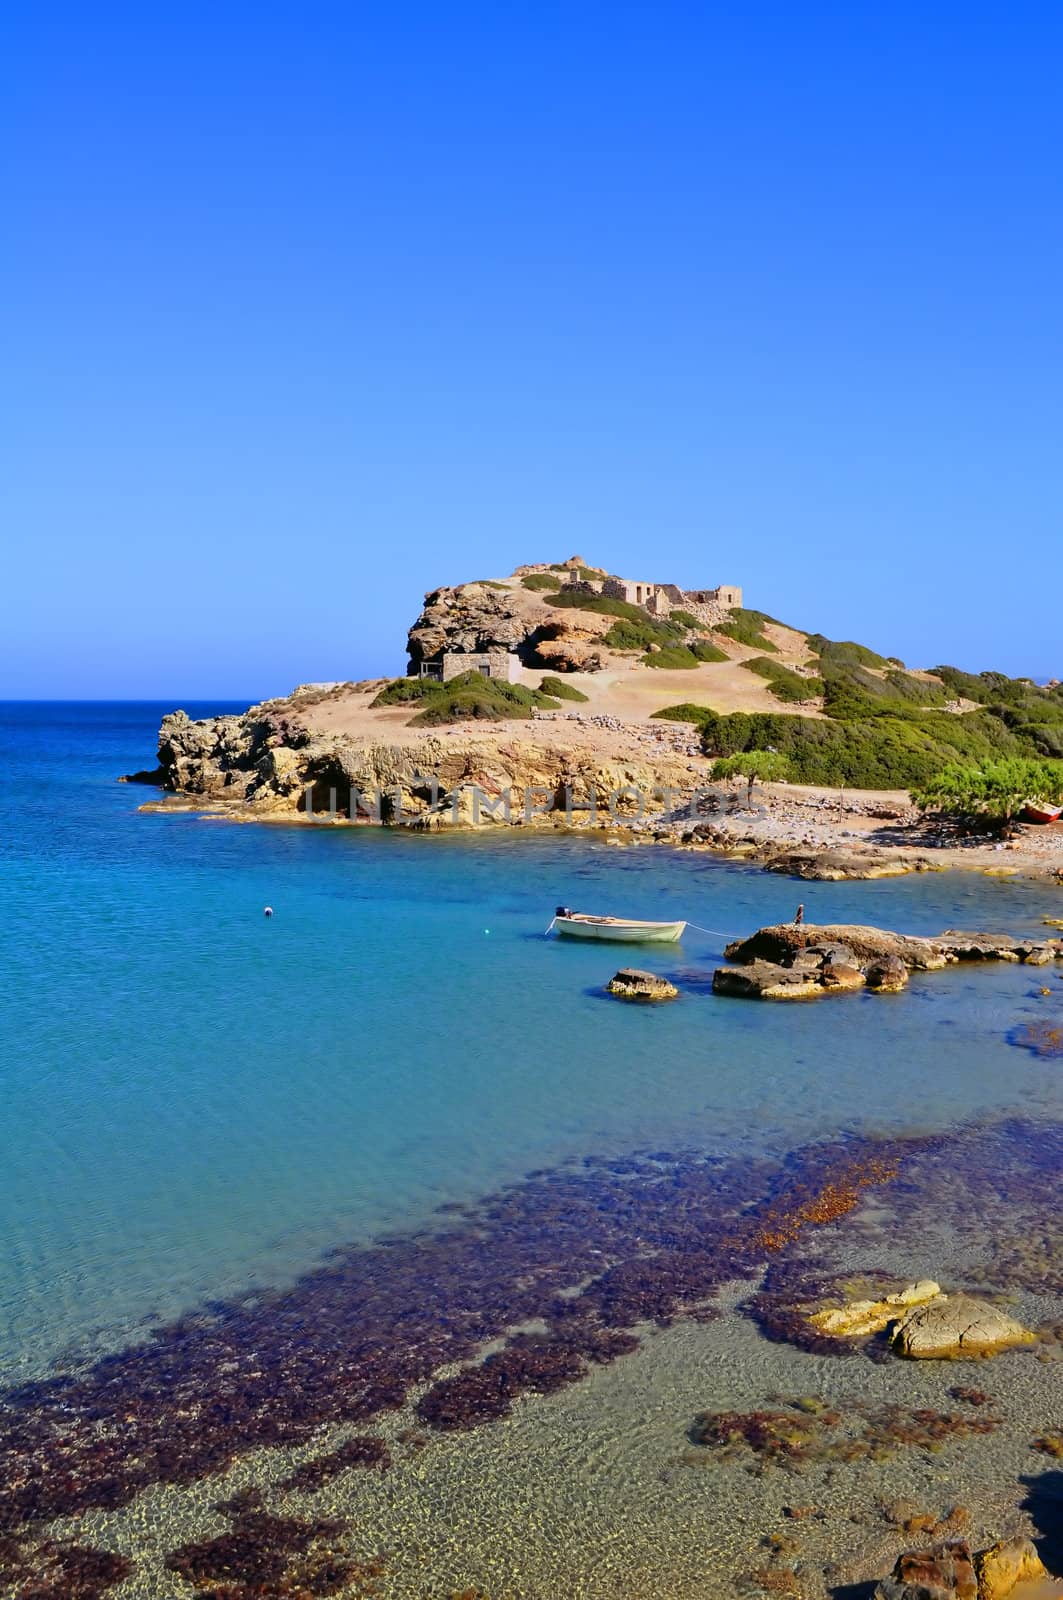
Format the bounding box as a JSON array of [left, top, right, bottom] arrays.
[[441, 650, 517, 683]]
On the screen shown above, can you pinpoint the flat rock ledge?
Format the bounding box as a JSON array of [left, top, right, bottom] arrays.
[[875, 1536, 1049, 1599], [712, 923, 1063, 1001], [606, 968, 678, 1002]]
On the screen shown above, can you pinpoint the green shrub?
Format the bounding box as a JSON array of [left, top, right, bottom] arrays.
[[716, 608, 779, 653], [640, 646, 700, 669], [650, 703, 713, 725], [604, 615, 686, 651], [521, 573, 562, 592], [409, 671, 558, 725], [539, 675, 589, 702], [691, 639, 728, 662], [670, 609, 703, 630], [913, 758, 1063, 827], [371, 677, 445, 706], [468, 579, 509, 590], [548, 592, 648, 622], [806, 635, 889, 669], [744, 657, 823, 703]]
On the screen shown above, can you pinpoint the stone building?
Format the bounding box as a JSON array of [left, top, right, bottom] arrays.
[[418, 648, 519, 684], [601, 577, 676, 616]]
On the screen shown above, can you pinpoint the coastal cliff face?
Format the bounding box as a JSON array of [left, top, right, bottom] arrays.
[[141, 703, 697, 829]]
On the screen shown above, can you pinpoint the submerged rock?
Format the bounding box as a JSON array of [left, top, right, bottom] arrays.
[[890, 1293, 1035, 1360], [605, 969, 678, 1002]]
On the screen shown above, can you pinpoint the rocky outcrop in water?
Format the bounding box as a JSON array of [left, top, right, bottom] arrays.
[[713, 922, 1063, 1000], [890, 1294, 1035, 1360], [605, 968, 679, 1001]]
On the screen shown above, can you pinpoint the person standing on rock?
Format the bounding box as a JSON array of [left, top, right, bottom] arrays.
[[794, 903, 805, 926]]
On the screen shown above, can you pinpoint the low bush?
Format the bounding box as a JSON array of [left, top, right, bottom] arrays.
[[691, 638, 728, 662], [716, 608, 779, 653], [371, 677, 444, 706], [806, 635, 889, 669], [744, 657, 822, 703], [650, 703, 713, 725], [410, 671, 559, 725], [539, 675, 589, 701], [522, 573, 562, 592], [548, 592, 648, 622], [603, 616, 686, 651], [670, 609, 703, 630]]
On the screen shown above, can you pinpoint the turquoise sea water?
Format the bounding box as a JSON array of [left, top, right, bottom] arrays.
[[1, 702, 1061, 1384]]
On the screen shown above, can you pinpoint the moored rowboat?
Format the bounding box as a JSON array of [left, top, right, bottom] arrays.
[[1023, 802, 1063, 824], [550, 911, 687, 943]]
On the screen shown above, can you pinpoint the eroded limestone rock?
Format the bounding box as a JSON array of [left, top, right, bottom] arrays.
[[890, 1294, 1035, 1360], [809, 1280, 941, 1339]]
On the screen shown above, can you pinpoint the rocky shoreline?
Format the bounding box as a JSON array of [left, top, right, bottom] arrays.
[[124, 696, 1063, 886]]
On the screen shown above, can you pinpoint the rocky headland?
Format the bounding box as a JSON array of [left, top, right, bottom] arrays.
[[124, 558, 1063, 883]]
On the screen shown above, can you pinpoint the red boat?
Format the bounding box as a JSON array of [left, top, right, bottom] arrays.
[[1022, 801, 1063, 824]]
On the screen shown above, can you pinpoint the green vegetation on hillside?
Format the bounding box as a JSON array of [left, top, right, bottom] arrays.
[[806, 635, 888, 669], [539, 675, 589, 701], [547, 592, 649, 623], [716, 608, 780, 653], [601, 615, 686, 651], [468, 579, 509, 590], [651, 703, 1026, 788], [522, 573, 562, 592], [640, 639, 729, 669], [670, 609, 704, 631], [372, 672, 559, 724], [933, 667, 1063, 758], [744, 657, 823, 704]]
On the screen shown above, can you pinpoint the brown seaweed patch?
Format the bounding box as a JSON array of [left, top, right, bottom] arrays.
[[753, 1156, 901, 1252], [687, 1396, 1001, 1474], [280, 1434, 390, 1492], [1, 1539, 132, 1598], [0, 1127, 946, 1573], [164, 1500, 370, 1597], [1009, 1021, 1063, 1059]]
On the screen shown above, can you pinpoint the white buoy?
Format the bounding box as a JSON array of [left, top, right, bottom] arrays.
[[264, 906, 274, 918]]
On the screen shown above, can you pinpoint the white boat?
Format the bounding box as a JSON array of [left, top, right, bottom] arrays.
[[549, 910, 686, 943]]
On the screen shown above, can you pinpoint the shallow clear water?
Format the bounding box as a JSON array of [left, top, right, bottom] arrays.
[[1, 702, 1061, 1381]]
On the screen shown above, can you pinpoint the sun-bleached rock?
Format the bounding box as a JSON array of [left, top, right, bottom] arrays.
[[890, 1293, 1036, 1360], [809, 1280, 942, 1339]]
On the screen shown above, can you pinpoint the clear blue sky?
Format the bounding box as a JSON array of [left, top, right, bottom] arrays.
[[3, 2, 1061, 698]]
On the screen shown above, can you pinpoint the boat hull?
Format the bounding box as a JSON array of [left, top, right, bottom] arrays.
[[1023, 804, 1062, 824], [554, 918, 686, 944]]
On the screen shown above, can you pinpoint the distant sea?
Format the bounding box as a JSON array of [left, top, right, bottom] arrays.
[[0, 701, 1060, 1382]]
